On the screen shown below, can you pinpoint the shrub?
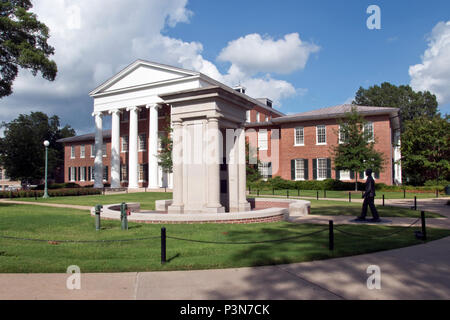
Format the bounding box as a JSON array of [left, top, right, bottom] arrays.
[[0, 188, 102, 199]]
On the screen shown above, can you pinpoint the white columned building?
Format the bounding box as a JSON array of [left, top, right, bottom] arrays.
[[89, 60, 262, 213]]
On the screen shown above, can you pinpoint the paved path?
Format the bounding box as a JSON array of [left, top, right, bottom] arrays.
[[0, 196, 449, 300]]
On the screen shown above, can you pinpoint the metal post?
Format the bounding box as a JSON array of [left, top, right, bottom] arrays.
[[257, 189, 260, 197], [317, 191, 319, 200], [404, 189, 406, 199], [382, 194, 385, 206], [95, 205, 103, 231], [329, 221, 334, 251], [324, 190, 326, 198], [120, 202, 128, 230], [414, 196, 417, 211], [421, 211, 427, 241], [161, 227, 167, 264], [34, 191, 37, 200], [298, 188, 300, 197], [43, 141, 49, 199], [349, 192, 351, 203], [287, 189, 289, 198], [436, 189, 438, 198], [273, 188, 275, 196]]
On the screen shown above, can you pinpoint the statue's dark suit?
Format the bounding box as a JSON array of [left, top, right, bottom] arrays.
[[361, 175, 379, 220]]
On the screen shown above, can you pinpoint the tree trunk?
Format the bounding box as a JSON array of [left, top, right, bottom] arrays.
[[355, 175, 358, 192]]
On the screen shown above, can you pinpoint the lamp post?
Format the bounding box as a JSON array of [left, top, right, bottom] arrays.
[[43, 140, 50, 199]]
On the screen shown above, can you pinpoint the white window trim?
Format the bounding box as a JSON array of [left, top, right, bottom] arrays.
[[256, 112, 260, 123], [295, 159, 305, 181], [316, 125, 327, 145], [364, 122, 375, 143], [102, 144, 107, 158], [138, 164, 147, 182], [121, 136, 129, 153], [80, 145, 85, 159], [338, 125, 347, 144], [80, 167, 86, 182], [138, 134, 147, 152], [317, 158, 328, 181], [340, 170, 351, 180], [70, 146, 76, 159], [69, 167, 76, 182], [90, 144, 95, 158], [294, 127, 304, 146]]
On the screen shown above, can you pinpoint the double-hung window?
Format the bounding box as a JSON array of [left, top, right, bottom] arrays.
[[258, 129, 268, 151], [295, 159, 305, 180], [316, 125, 326, 145], [317, 158, 328, 180], [70, 146, 76, 159], [139, 133, 147, 151], [364, 122, 374, 142], [80, 145, 85, 158], [121, 136, 129, 153], [295, 127, 304, 146]]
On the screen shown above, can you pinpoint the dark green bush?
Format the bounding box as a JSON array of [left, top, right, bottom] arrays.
[[0, 188, 102, 199]]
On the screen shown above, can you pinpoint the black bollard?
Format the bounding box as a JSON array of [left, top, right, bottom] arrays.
[[349, 192, 351, 203], [329, 221, 334, 251], [95, 204, 103, 231], [257, 189, 260, 197], [404, 189, 406, 199], [436, 189, 438, 198], [298, 188, 300, 197], [273, 188, 275, 196], [414, 196, 417, 211], [382, 194, 385, 207], [161, 227, 167, 264], [324, 190, 327, 198], [317, 191, 319, 201], [287, 189, 289, 198], [421, 211, 427, 241], [120, 202, 128, 230]]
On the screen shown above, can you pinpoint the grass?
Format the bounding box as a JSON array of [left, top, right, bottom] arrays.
[[0, 203, 449, 273], [249, 189, 441, 199], [13, 191, 172, 210]]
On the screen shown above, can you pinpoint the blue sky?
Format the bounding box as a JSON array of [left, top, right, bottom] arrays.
[[0, 0, 448, 134]]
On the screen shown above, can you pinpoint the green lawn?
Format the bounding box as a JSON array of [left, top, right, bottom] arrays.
[[15, 191, 172, 210], [0, 203, 449, 273], [249, 189, 440, 199]]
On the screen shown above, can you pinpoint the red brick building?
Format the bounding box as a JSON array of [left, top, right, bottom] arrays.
[[58, 103, 401, 187]]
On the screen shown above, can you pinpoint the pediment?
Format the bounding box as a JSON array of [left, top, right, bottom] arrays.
[[90, 60, 199, 96]]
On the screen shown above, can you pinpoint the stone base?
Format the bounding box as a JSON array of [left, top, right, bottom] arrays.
[[156, 200, 173, 211], [167, 204, 184, 214]]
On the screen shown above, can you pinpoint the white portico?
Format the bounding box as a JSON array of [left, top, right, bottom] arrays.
[[89, 60, 256, 213]]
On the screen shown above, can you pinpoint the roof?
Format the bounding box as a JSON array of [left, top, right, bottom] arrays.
[[57, 130, 111, 144], [272, 104, 400, 124]]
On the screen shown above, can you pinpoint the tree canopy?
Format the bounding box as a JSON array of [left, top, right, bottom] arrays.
[[401, 115, 450, 186], [0, 0, 57, 98], [353, 82, 438, 127], [0, 112, 75, 183], [332, 107, 384, 190]]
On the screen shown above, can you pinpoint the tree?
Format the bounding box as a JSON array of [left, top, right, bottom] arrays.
[[353, 82, 438, 127], [0, 112, 75, 184], [246, 141, 262, 182], [332, 107, 384, 191], [157, 122, 173, 174], [0, 0, 57, 98], [401, 115, 450, 186]]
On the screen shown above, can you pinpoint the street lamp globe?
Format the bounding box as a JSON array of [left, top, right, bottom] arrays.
[[43, 140, 50, 147]]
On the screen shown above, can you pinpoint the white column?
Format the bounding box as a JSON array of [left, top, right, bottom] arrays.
[[109, 109, 121, 188], [206, 117, 223, 211], [227, 129, 239, 212], [147, 104, 160, 189], [93, 112, 104, 188], [168, 120, 184, 213], [127, 106, 139, 189], [238, 127, 250, 211]]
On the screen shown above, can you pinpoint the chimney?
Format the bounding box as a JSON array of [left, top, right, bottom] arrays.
[[233, 85, 246, 94], [257, 98, 273, 108]]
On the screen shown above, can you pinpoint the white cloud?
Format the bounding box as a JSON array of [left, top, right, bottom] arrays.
[[218, 33, 320, 75], [409, 21, 450, 105]]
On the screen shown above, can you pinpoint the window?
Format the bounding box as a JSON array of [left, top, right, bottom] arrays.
[[102, 144, 107, 157], [256, 112, 260, 122], [295, 159, 305, 180], [316, 125, 326, 144], [258, 129, 268, 151], [317, 158, 328, 180], [121, 111, 129, 122], [139, 133, 147, 151], [139, 164, 147, 182], [121, 164, 128, 182], [364, 122, 374, 142], [340, 170, 351, 180], [295, 127, 304, 146], [90, 144, 95, 158], [0, 170, 3, 180], [80, 167, 86, 181], [88, 167, 94, 181], [71, 146, 76, 159], [246, 110, 250, 123], [139, 109, 148, 120], [121, 136, 129, 152], [80, 145, 85, 158], [103, 166, 109, 182], [69, 167, 76, 182], [339, 125, 348, 144], [258, 162, 271, 180]]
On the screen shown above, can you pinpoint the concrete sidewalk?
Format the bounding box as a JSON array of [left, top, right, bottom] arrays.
[[0, 236, 449, 300]]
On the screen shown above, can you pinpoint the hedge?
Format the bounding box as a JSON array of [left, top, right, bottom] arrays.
[[0, 188, 102, 199], [247, 177, 444, 193]]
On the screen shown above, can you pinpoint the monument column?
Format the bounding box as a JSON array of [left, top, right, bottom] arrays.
[[238, 127, 250, 211], [93, 111, 104, 188], [109, 109, 121, 188], [227, 129, 239, 212], [206, 117, 224, 212], [127, 106, 139, 189], [168, 120, 184, 213], [147, 103, 160, 189]]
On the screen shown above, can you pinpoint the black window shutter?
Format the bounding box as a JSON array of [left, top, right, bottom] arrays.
[[336, 170, 340, 180], [84, 167, 87, 180], [360, 171, 365, 179], [77, 167, 80, 181], [327, 159, 332, 179], [313, 159, 317, 180], [291, 160, 295, 180], [304, 159, 309, 181], [350, 171, 355, 179], [268, 162, 272, 178], [375, 171, 380, 179]]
